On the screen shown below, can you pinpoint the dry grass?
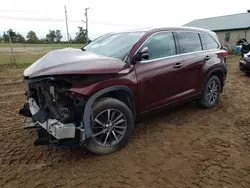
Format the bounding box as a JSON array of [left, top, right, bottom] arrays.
[[0, 43, 83, 64], [0, 52, 46, 64]]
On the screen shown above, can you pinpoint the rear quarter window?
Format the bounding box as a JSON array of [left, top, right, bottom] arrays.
[[176, 32, 202, 54], [200, 33, 220, 50]]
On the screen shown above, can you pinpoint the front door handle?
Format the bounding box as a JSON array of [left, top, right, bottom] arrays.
[[204, 55, 211, 61], [173, 62, 183, 68]]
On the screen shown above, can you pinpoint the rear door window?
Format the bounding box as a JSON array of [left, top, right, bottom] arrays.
[[200, 33, 220, 50], [176, 32, 202, 54]]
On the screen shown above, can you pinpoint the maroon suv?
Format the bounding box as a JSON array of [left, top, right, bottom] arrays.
[[19, 27, 228, 154]]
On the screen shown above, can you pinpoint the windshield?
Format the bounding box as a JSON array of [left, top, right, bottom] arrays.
[[83, 31, 146, 60]]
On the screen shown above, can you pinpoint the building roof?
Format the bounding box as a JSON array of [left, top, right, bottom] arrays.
[[184, 12, 250, 31]]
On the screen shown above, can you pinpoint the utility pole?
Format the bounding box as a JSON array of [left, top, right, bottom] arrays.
[[84, 7, 89, 42], [64, 5, 70, 46], [8, 32, 16, 65]]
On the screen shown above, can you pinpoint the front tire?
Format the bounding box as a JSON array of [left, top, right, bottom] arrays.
[[198, 76, 221, 109], [86, 98, 134, 155]]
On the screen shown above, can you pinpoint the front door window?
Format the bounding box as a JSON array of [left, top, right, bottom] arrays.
[[140, 32, 176, 61]]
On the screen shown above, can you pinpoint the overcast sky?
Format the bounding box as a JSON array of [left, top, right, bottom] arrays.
[[1, 0, 249, 40]]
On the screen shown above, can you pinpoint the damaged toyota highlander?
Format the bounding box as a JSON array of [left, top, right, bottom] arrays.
[[19, 27, 228, 154]]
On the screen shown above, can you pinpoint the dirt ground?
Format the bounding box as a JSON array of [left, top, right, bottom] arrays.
[[0, 55, 250, 188]]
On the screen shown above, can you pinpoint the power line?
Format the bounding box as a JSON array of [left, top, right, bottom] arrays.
[[0, 15, 149, 28], [0, 9, 53, 14], [90, 20, 149, 28], [0, 16, 74, 23]]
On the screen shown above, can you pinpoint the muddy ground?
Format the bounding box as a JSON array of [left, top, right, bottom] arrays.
[[0, 55, 250, 188]]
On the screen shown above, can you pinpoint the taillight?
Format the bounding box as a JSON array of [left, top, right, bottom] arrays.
[[221, 51, 228, 66], [222, 51, 228, 57], [218, 50, 228, 58]]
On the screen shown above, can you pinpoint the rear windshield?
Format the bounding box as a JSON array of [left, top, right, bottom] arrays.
[[84, 32, 145, 60]]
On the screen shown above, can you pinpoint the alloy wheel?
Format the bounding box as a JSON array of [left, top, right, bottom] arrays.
[[92, 109, 127, 147], [206, 80, 219, 104]]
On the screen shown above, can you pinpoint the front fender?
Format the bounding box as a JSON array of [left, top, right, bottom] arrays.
[[69, 76, 136, 97]]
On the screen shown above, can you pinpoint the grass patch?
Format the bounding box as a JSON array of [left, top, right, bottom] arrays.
[[0, 43, 84, 65], [0, 63, 31, 71], [0, 63, 30, 78], [0, 52, 46, 64]]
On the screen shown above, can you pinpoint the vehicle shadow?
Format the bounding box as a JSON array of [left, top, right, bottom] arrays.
[[135, 101, 198, 126]]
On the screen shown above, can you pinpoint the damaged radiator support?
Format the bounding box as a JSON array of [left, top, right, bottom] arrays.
[[28, 98, 77, 140]]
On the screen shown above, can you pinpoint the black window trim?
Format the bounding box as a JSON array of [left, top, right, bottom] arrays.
[[174, 30, 221, 55], [133, 29, 221, 63], [198, 33, 204, 51]]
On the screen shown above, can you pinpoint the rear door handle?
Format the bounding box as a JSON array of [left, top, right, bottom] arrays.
[[204, 55, 211, 61], [173, 62, 183, 68]]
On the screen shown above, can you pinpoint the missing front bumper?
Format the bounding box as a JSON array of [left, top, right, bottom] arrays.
[[24, 98, 80, 140]]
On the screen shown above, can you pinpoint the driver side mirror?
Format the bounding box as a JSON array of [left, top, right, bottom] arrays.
[[131, 46, 149, 63], [87, 39, 92, 44]]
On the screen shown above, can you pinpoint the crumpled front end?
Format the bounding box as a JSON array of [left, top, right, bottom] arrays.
[[27, 98, 76, 140], [18, 47, 127, 147], [19, 76, 87, 146]]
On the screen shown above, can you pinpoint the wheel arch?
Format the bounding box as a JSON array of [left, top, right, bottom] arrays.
[[204, 67, 226, 93], [83, 85, 135, 138]]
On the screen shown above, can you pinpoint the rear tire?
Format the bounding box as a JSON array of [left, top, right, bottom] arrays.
[[198, 76, 221, 109], [86, 98, 134, 155]]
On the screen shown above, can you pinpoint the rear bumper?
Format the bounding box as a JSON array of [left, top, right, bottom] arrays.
[[20, 98, 85, 141]]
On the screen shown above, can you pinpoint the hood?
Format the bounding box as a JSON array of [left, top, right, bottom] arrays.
[[24, 48, 126, 78]]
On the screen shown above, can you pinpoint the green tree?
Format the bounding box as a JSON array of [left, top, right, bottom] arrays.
[[6, 29, 18, 43], [46, 30, 56, 43], [55, 30, 62, 43], [16, 33, 25, 43], [26, 31, 38, 43], [74, 27, 87, 44], [2, 32, 8, 42], [0, 35, 3, 42], [39, 38, 49, 44]]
